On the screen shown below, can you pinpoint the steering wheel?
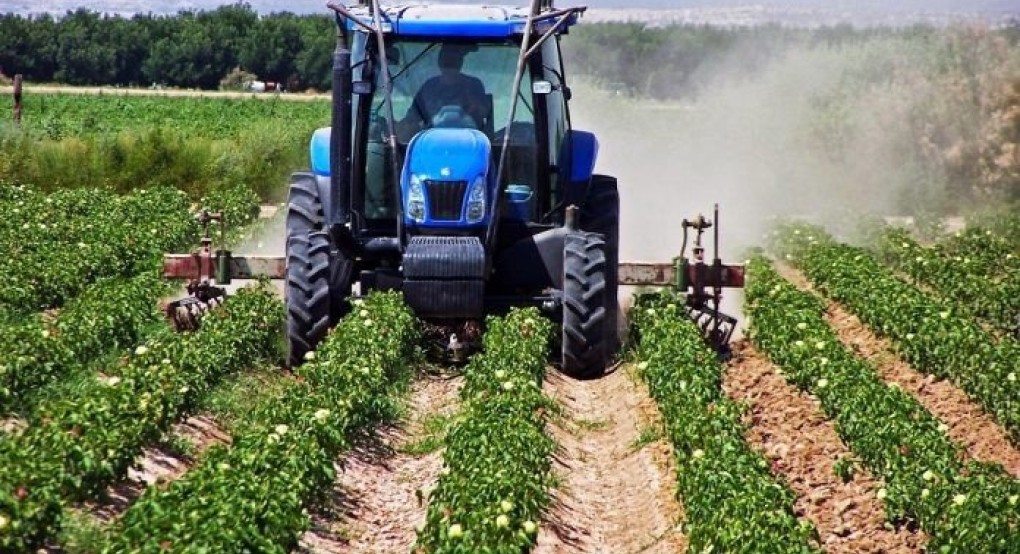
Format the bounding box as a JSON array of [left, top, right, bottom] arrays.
[[431, 105, 478, 129]]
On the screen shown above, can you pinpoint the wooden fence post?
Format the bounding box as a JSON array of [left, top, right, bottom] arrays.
[[13, 74, 22, 127]]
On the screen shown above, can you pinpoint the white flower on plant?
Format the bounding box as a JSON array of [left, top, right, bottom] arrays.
[[939, 311, 950, 319], [314, 409, 330, 422], [77, 242, 87, 248], [0, 514, 8, 529], [692, 449, 705, 459], [645, 308, 656, 316], [364, 319, 374, 327], [901, 242, 910, 249], [637, 361, 649, 370], [494, 369, 507, 380], [522, 520, 537, 534], [217, 462, 231, 471], [952, 494, 967, 506], [819, 357, 829, 365], [448, 523, 464, 538], [915, 256, 924, 263], [360, 309, 369, 318], [500, 500, 513, 513], [106, 376, 121, 386], [41, 329, 50, 338], [938, 423, 950, 433], [274, 424, 289, 436], [135, 345, 149, 356], [1008, 373, 1016, 383], [795, 340, 805, 348], [876, 488, 888, 500], [920, 488, 930, 498], [905, 333, 914, 340], [1009, 495, 1018, 506], [304, 351, 315, 361], [922, 470, 936, 481], [359, 366, 371, 375], [502, 381, 515, 391], [495, 514, 510, 528], [815, 341, 825, 350], [796, 322, 807, 330], [817, 378, 829, 389]]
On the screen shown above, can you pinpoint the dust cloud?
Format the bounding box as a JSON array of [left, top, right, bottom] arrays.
[[569, 40, 946, 263]]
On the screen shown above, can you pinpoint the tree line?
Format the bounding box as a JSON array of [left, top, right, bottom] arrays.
[[1, 4, 1018, 97]]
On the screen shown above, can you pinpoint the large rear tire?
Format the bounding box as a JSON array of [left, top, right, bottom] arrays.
[[286, 231, 332, 367], [580, 175, 620, 356], [561, 232, 609, 378]]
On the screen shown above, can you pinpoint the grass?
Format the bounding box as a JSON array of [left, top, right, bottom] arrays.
[[630, 421, 664, 452], [194, 361, 293, 432], [399, 412, 454, 456]]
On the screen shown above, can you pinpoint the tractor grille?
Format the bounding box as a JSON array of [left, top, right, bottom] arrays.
[[425, 180, 467, 221]]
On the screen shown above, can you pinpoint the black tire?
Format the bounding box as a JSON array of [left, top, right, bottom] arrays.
[[287, 231, 332, 367], [580, 175, 620, 355], [286, 172, 324, 237], [561, 232, 609, 378]]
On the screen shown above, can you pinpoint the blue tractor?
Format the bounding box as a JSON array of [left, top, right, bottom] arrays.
[[164, 0, 745, 376]]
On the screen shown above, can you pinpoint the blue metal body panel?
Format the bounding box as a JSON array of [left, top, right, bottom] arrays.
[[401, 128, 493, 230], [347, 4, 581, 38], [564, 129, 599, 183], [310, 127, 332, 176]]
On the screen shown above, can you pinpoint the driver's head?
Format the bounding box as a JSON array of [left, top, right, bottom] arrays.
[[438, 44, 475, 72]]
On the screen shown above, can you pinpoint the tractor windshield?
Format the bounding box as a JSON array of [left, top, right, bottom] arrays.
[[361, 39, 538, 223], [372, 40, 534, 141]]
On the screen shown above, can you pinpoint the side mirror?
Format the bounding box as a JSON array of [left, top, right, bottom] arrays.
[[353, 80, 374, 95]]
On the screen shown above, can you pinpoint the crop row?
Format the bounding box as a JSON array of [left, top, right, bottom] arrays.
[[0, 182, 259, 315], [875, 227, 1018, 335], [7, 93, 327, 140], [631, 295, 821, 553], [936, 227, 1020, 279], [106, 292, 419, 553], [0, 286, 283, 552], [415, 309, 554, 553], [0, 274, 167, 414], [745, 256, 1019, 553], [772, 224, 1019, 444]]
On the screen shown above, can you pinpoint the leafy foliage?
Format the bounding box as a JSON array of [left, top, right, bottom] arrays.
[[415, 309, 554, 554], [631, 295, 822, 554], [105, 292, 418, 553], [772, 223, 1019, 444], [0, 286, 284, 552], [745, 256, 1020, 553]]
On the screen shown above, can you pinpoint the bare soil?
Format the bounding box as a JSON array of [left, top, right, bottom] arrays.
[[725, 342, 927, 553], [298, 372, 462, 554], [534, 366, 686, 554], [87, 414, 230, 522], [775, 263, 1020, 476]]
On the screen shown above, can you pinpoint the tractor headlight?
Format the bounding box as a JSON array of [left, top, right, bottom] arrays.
[[466, 177, 486, 223], [407, 176, 426, 223]]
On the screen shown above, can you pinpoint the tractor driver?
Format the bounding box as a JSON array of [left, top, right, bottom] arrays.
[[396, 43, 487, 140]]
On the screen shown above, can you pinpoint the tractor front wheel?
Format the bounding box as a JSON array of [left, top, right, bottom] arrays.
[[561, 231, 610, 378], [286, 231, 332, 367]]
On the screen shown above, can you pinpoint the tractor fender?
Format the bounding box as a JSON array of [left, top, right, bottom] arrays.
[[492, 226, 570, 291]]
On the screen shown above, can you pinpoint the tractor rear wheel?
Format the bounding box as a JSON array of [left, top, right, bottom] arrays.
[[286, 231, 332, 367], [561, 232, 610, 378], [580, 175, 620, 355]]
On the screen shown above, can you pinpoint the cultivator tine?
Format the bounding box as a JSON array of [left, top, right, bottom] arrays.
[[165, 281, 226, 331]]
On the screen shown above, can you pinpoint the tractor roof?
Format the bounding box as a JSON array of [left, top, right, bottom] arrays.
[[345, 3, 585, 39]]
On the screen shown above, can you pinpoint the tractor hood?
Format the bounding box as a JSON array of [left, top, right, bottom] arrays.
[[401, 128, 493, 230]]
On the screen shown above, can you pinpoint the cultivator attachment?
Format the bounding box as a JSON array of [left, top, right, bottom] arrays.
[[619, 205, 744, 357]]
